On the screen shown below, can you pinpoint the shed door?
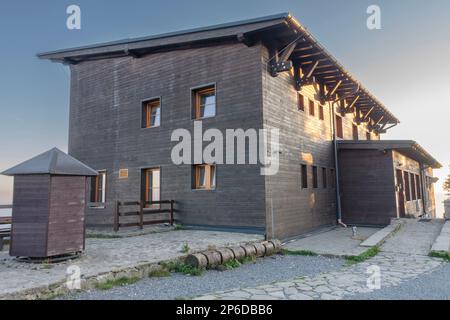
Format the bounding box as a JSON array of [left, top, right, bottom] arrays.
[[396, 169, 406, 217]]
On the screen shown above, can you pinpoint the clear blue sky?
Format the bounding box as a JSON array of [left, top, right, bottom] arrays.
[[1, 0, 449, 213]]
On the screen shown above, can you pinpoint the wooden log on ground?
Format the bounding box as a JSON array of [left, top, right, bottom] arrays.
[[241, 244, 256, 257], [202, 250, 222, 267], [270, 239, 282, 251], [253, 242, 266, 257], [185, 253, 208, 268], [218, 248, 235, 263], [262, 241, 276, 255], [229, 246, 246, 260]]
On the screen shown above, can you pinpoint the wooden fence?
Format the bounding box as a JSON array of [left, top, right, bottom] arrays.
[[113, 200, 175, 232]]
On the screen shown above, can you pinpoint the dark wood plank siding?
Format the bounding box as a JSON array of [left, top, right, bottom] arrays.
[[261, 47, 337, 239], [47, 176, 85, 256], [339, 149, 397, 225], [69, 42, 266, 231], [10, 175, 50, 257]]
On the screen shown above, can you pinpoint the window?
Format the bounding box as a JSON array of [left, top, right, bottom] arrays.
[[319, 105, 324, 120], [301, 165, 308, 189], [322, 167, 327, 188], [352, 124, 359, 141], [91, 171, 106, 203], [331, 169, 336, 188], [411, 173, 417, 200], [404, 171, 411, 201], [366, 132, 371, 141], [298, 93, 305, 111], [142, 168, 160, 207], [309, 100, 315, 116], [416, 174, 422, 199], [194, 164, 216, 190], [335, 115, 343, 139], [193, 85, 216, 119], [312, 166, 318, 188], [142, 98, 161, 128]]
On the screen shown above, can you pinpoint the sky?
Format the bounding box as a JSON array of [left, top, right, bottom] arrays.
[[0, 0, 449, 215]]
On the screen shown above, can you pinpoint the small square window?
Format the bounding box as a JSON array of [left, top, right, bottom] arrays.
[[193, 86, 216, 119], [301, 165, 308, 189], [335, 115, 343, 139], [312, 166, 318, 189], [142, 98, 161, 128], [194, 164, 216, 190]]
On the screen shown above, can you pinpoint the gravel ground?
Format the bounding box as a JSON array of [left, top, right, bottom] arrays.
[[62, 254, 345, 300], [351, 262, 450, 300]]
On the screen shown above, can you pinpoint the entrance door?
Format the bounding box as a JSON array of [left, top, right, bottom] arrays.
[[396, 169, 406, 217], [143, 168, 160, 208]]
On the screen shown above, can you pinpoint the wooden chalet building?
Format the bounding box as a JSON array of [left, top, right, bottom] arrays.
[[39, 13, 441, 240]]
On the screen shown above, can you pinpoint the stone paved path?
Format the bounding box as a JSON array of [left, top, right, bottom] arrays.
[[195, 220, 446, 300]]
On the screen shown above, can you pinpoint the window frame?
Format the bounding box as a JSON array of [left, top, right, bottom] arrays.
[[312, 166, 318, 189], [319, 105, 324, 120], [366, 131, 371, 141], [141, 168, 161, 208], [404, 171, 411, 201], [298, 93, 305, 111], [91, 170, 107, 204], [335, 115, 343, 139], [193, 164, 216, 190], [309, 99, 315, 117], [192, 84, 216, 120], [301, 164, 308, 189], [322, 167, 327, 188], [416, 174, 422, 200], [352, 124, 359, 140], [142, 97, 162, 129]]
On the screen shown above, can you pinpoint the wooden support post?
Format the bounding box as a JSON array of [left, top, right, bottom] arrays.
[[113, 201, 119, 232], [170, 200, 174, 226], [139, 200, 144, 229]]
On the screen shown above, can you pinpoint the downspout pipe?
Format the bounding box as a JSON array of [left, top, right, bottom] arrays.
[[329, 100, 346, 228]]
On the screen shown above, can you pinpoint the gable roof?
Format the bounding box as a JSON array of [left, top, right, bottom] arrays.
[[1, 148, 98, 176], [337, 140, 442, 169], [38, 12, 399, 127]]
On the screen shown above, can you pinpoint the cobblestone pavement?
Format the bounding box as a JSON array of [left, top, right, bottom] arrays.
[[0, 230, 262, 298], [195, 220, 447, 300]]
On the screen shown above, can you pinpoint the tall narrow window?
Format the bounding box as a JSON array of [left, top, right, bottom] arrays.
[[309, 100, 315, 116], [194, 164, 216, 190], [91, 171, 107, 203], [142, 168, 161, 207], [416, 174, 422, 200], [193, 85, 216, 119], [312, 166, 318, 189], [335, 115, 343, 139], [366, 132, 371, 140], [298, 93, 305, 111], [142, 98, 161, 128], [404, 171, 411, 201], [319, 105, 324, 120], [301, 165, 308, 189], [352, 124, 359, 140], [411, 173, 417, 200], [331, 168, 336, 188], [322, 167, 327, 188]]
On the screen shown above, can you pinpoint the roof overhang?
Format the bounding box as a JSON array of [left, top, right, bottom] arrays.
[[37, 12, 399, 130], [337, 140, 442, 169]]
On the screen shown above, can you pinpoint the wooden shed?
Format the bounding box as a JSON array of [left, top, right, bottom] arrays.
[[1, 148, 98, 258]]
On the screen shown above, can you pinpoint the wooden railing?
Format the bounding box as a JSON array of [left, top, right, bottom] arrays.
[[113, 200, 175, 232]]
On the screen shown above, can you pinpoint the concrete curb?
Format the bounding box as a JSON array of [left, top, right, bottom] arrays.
[[430, 220, 450, 254], [360, 220, 404, 248]]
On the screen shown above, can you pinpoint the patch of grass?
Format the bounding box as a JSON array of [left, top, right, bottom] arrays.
[[281, 249, 318, 256], [162, 261, 204, 276], [95, 276, 140, 290], [174, 224, 185, 231], [238, 255, 257, 264], [181, 243, 190, 254], [223, 259, 242, 270], [345, 246, 380, 266], [429, 251, 450, 262], [148, 269, 171, 278]]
